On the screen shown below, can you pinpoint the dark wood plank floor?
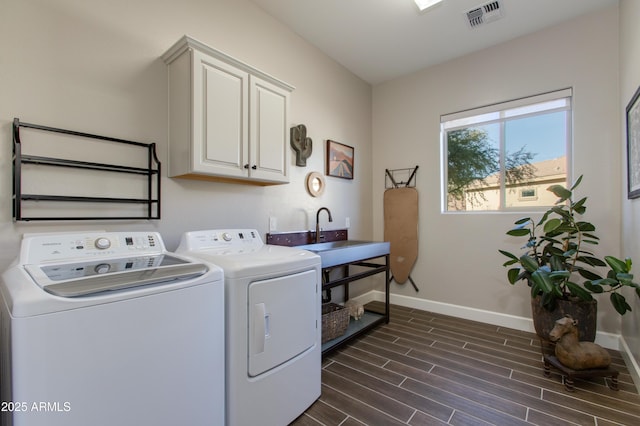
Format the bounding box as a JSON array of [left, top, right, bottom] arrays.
[[292, 303, 640, 425]]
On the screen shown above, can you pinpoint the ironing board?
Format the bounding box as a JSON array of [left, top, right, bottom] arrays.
[[384, 185, 419, 292]]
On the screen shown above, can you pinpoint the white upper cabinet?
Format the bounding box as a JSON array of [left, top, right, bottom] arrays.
[[162, 36, 293, 185]]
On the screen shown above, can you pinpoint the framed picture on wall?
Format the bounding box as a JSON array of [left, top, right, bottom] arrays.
[[326, 140, 354, 179], [627, 85, 640, 199]]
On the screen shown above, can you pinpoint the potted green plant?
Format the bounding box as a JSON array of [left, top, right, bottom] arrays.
[[499, 175, 640, 342]]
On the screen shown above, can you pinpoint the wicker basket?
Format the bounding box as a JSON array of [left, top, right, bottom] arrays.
[[321, 303, 350, 343]]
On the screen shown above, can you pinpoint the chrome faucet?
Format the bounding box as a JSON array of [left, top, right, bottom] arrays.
[[315, 207, 333, 243]]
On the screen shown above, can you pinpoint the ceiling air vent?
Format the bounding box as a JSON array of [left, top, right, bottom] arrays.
[[465, 0, 504, 28]]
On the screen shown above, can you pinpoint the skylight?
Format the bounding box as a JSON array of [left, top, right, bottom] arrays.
[[414, 0, 444, 12]]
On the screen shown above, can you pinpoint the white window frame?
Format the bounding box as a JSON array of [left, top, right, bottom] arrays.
[[440, 88, 572, 213]]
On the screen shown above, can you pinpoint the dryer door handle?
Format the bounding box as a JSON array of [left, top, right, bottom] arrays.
[[252, 303, 270, 354]]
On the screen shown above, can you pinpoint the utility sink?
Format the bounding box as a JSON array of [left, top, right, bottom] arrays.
[[298, 240, 390, 268]]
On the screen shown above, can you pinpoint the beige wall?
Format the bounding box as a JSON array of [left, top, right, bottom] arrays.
[[0, 0, 373, 292], [620, 0, 640, 376], [372, 6, 622, 334]]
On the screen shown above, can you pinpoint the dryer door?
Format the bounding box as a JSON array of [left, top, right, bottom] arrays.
[[248, 269, 317, 377]]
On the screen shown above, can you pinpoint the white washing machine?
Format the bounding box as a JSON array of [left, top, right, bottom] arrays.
[[176, 229, 321, 426], [0, 231, 225, 426]]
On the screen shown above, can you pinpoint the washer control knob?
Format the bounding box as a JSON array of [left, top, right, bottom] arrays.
[[95, 263, 111, 274], [95, 237, 111, 250], [222, 232, 233, 242]]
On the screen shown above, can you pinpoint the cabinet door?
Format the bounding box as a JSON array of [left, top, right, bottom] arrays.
[[192, 50, 249, 178], [249, 76, 290, 183]]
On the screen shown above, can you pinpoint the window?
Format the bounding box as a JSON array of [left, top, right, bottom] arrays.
[[441, 89, 571, 212], [519, 188, 537, 199]]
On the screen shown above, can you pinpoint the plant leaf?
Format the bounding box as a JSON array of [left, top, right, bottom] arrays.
[[570, 175, 583, 190], [565, 281, 593, 300], [605, 256, 629, 273], [543, 218, 562, 233], [592, 277, 619, 287], [506, 228, 530, 237], [536, 210, 553, 227], [548, 185, 572, 202], [549, 270, 570, 279], [531, 269, 554, 294], [519, 255, 539, 273], [616, 272, 634, 284], [550, 206, 571, 219], [572, 197, 587, 214], [530, 281, 541, 296], [507, 268, 520, 284], [584, 281, 604, 293], [576, 256, 606, 267], [502, 259, 519, 267], [514, 217, 532, 225], [611, 292, 632, 315], [498, 249, 518, 261], [576, 221, 596, 232], [577, 269, 602, 281]]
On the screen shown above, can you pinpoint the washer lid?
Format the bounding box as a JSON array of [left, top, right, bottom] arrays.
[[25, 254, 209, 297]]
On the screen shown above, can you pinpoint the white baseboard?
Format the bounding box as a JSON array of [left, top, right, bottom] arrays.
[[619, 336, 640, 394], [353, 290, 622, 351]]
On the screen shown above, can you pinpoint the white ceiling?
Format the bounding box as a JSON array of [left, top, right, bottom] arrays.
[[249, 0, 618, 85]]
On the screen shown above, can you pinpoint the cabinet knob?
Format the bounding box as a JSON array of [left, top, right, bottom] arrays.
[[251, 165, 257, 170], [244, 164, 250, 169]]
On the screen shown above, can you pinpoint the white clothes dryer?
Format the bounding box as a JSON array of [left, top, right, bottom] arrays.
[[177, 229, 321, 426], [0, 231, 225, 426]]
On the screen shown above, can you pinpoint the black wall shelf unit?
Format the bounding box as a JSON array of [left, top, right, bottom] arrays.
[[13, 118, 161, 221]]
